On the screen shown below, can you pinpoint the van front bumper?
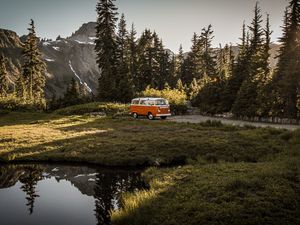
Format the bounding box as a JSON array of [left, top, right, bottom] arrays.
[[156, 114, 172, 117]]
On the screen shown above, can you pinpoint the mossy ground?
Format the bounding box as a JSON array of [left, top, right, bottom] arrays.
[[0, 109, 299, 225]]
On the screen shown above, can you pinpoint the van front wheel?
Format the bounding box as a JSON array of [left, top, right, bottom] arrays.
[[132, 113, 138, 119], [147, 113, 154, 120]]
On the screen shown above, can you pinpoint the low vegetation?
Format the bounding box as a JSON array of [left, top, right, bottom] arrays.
[[54, 102, 129, 116], [0, 109, 299, 225], [0, 94, 46, 111], [140, 87, 188, 115], [111, 129, 300, 225]]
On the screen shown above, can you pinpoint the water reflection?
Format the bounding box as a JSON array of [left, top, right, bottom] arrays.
[[0, 164, 146, 225]]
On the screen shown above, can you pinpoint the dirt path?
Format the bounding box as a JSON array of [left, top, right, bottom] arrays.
[[169, 115, 300, 130]]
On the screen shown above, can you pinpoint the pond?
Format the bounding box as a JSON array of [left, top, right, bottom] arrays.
[[0, 164, 147, 225]]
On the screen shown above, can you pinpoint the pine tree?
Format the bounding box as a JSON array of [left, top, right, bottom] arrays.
[[223, 22, 251, 111], [232, 3, 266, 117], [128, 23, 138, 91], [199, 25, 217, 79], [95, 0, 118, 101], [116, 14, 134, 102], [0, 55, 9, 97], [273, 0, 300, 118], [63, 78, 82, 106], [152, 32, 164, 89], [175, 44, 184, 82], [22, 19, 47, 101], [188, 78, 201, 100], [181, 33, 200, 85], [136, 29, 154, 91], [176, 79, 185, 92], [15, 71, 26, 99], [256, 14, 274, 116]]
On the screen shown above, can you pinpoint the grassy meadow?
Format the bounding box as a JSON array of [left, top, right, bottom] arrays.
[[0, 103, 299, 225]]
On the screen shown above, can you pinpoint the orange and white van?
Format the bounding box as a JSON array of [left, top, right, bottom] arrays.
[[130, 98, 171, 120]]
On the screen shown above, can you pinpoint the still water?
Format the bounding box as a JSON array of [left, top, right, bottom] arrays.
[[0, 164, 147, 225]]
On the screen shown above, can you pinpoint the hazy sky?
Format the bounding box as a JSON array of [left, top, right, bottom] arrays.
[[0, 0, 289, 52]]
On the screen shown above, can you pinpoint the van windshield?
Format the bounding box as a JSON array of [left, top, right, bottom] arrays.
[[156, 99, 168, 105]]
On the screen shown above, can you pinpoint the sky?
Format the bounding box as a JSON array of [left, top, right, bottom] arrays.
[[0, 0, 289, 52]]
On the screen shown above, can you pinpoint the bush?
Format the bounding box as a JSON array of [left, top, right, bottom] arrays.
[[140, 87, 188, 115], [54, 102, 129, 116], [0, 95, 46, 111]]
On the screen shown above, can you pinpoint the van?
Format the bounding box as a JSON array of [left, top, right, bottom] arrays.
[[130, 97, 171, 120]]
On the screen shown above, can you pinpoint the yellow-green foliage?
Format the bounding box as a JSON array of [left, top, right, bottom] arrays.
[[140, 87, 188, 114], [54, 102, 129, 116], [0, 94, 46, 111]]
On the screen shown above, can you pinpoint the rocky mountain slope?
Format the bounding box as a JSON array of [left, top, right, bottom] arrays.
[[0, 22, 280, 98], [0, 22, 99, 98]]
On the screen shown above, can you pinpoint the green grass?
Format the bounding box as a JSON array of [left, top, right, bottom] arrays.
[[0, 111, 291, 166], [0, 109, 299, 225], [112, 160, 300, 225], [54, 102, 129, 116], [112, 130, 300, 225]]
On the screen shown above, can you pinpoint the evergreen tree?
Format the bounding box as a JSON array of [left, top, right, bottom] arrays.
[[256, 14, 274, 116], [136, 29, 154, 91], [273, 0, 300, 118], [63, 78, 82, 106], [0, 55, 9, 97], [199, 25, 217, 79], [152, 32, 164, 89], [223, 22, 251, 111], [15, 71, 26, 99], [22, 19, 47, 101], [232, 3, 266, 117], [95, 0, 118, 101], [176, 79, 185, 92], [116, 14, 134, 102], [167, 54, 177, 88], [175, 44, 184, 82], [181, 33, 200, 84], [188, 78, 201, 100], [128, 23, 138, 91]]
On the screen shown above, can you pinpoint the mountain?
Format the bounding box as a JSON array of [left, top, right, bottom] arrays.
[[0, 22, 99, 98], [0, 22, 280, 98]]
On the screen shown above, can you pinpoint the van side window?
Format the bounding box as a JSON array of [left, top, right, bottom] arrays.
[[148, 101, 155, 105], [140, 100, 147, 105], [132, 100, 139, 105]]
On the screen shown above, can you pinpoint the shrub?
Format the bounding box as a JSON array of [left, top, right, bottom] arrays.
[[54, 102, 129, 116], [0, 95, 46, 111], [140, 87, 188, 115]]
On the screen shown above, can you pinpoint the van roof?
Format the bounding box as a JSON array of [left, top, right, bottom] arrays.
[[132, 97, 166, 101]]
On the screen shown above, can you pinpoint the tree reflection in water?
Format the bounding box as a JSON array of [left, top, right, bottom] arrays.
[[0, 164, 147, 225], [19, 166, 43, 214], [94, 172, 146, 225]]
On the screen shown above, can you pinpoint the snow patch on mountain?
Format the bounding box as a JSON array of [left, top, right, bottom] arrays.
[[43, 42, 51, 46], [84, 82, 92, 93], [45, 58, 55, 62], [53, 46, 60, 51], [68, 60, 93, 93], [69, 60, 83, 84], [74, 40, 95, 45]]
